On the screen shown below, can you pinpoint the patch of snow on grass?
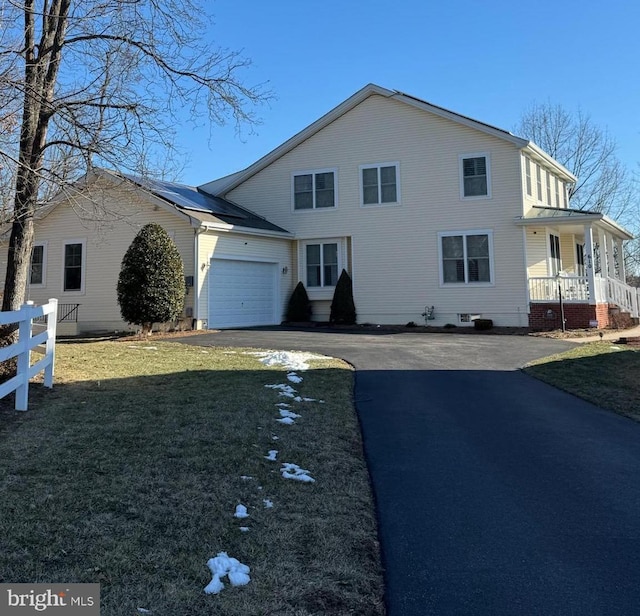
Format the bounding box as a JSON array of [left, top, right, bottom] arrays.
[[276, 417, 295, 425], [234, 504, 249, 519], [281, 463, 315, 483], [249, 350, 325, 371], [264, 450, 278, 461], [204, 552, 251, 594], [240, 475, 253, 480], [263, 499, 274, 508], [279, 409, 301, 419], [239, 527, 250, 532], [265, 383, 297, 398], [287, 372, 303, 383], [272, 435, 279, 441]]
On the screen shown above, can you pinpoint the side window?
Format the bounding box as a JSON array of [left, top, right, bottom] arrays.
[[549, 234, 561, 276], [460, 154, 490, 199], [525, 158, 532, 196], [293, 170, 336, 210], [64, 242, 84, 292], [305, 242, 339, 287], [30, 243, 46, 285], [360, 163, 400, 206], [440, 231, 493, 284], [536, 164, 542, 201]]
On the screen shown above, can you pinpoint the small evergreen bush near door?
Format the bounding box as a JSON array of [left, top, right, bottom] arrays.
[[286, 281, 312, 322], [117, 223, 185, 334], [330, 269, 356, 325]]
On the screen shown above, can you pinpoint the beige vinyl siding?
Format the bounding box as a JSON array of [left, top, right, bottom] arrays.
[[522, 152, 568, 214], [0, 180, 195, 332], [196, 231, 292, 326], [525, 229, 549, 278], [228, 94, 529, 326], [560, 234, 576, 274]]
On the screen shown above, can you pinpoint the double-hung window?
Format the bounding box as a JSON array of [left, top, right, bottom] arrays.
[[549, 234, 561, 276], [292, 169, 336, 210], [360, 163, 399, 205], [30, 243, 46, 286], [306, 242, 339, 288], [525, 157, 532, 196], [439, 231, 493, 284], [460, 153, 490, 199], [555, 177, 561, 208], [64, 241, 85, 292], [546, 171, 553, 205]]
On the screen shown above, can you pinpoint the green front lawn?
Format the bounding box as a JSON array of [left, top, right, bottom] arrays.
[[525, 342, 640, 421], [0, 340, 384, 615]]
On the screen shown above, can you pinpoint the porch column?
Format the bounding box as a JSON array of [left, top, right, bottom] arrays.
[[605, 232, 616, 280], [597, 228, 609, 281], [616, 237, 626, 282], [584, 224, 597, 305]]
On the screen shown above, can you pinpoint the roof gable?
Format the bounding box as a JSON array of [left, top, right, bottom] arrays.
[[200, 83, 574, 195]]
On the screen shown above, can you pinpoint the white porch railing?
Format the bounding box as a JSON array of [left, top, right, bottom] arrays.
[[528, 276, 640, 318], [0, 299, 58, 411], [608, 278, 640, 318], [528, 276, 589, 302]]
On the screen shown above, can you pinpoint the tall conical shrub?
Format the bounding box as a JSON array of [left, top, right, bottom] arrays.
[[286, 281, 312, 322], [117, 223, 185, 334], [330, 269, 356, 324]]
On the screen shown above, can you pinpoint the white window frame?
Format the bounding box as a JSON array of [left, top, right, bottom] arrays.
[[62, 239, 86, 294], [547, 231, 562, 276], [546, 170, 553, 206], [301, 238, 342, 291], [536, 164, 542, 202], [359, 162, 401, 207], [459, 152, 491, 200], [29, 241, 47, 287], [525, 157, 532, 197], [291, 168, 338, 212], [438, 229, 495, 287], [555, 177, 561, 209]]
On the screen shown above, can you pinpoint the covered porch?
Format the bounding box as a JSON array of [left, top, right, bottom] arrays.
[[516, 206, 638, 330]]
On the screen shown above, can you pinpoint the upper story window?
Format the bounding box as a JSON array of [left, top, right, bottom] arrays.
[[63, 241, 85, 292], [360, 162, 400, 206], [439, 230, 494, 285], [459, 153, 491, 199], [30, 243, 46, 286], [555, 177, 561, 208], [292, 169, 336, 210], [525, 158, 532, 196], [546, 170, 553, 205]]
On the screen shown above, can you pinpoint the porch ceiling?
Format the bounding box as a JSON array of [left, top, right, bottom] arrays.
[[515, 206, 633, 240]]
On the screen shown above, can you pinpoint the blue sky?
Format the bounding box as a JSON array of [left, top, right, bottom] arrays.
[[176, 0, 640, 187]]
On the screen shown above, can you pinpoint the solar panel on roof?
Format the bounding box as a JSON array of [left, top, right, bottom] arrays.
[[122, 174, 246, 219]]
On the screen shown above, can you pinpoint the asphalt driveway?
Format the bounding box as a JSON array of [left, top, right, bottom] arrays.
[[178, 328, 640, 615]]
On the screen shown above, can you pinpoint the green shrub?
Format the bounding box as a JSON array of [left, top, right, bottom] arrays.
[[330, 269, 356, 325], [117, 223, 185, 334], [286, 281, 312, 322], [474, 318, 493, 331]]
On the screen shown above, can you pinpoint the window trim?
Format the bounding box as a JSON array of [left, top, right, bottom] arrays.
[[438, 229, 495, 287], [29, 241, 47, 287], [291, 168, 338, 212], [546, 170, 553, 206], [459, 152, 491, 200], [62, 239, 86, 295], [359, 162, 401, 207], [547, 231, 562, 276], [301, 238, 342, 291], [555, 177, 561, 209], [536, 164, 542, 202], [525, 157, 532, 197]]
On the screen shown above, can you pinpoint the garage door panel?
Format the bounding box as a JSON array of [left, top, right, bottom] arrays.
[[209, 259, 278, 328]]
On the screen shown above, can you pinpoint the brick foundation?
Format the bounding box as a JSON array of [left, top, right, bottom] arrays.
[[528, 303, 613, 331]]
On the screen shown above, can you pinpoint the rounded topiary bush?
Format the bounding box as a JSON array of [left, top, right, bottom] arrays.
[[330, 269, 356, 325], [286, 281, 312, 322], [117, 223, 185, 334]]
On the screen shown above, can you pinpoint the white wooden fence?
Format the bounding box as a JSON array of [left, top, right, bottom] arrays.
[[0, 298, 58, 411]]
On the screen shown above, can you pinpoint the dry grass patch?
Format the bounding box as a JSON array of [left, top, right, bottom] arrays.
[[525, 342, 640, 421], [0, 341, 384, 615]]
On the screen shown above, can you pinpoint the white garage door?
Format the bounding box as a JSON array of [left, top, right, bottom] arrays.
[[208, 259, 278, 328]]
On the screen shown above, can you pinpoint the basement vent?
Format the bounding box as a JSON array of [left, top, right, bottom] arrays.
[[459, 313, 481, 324]]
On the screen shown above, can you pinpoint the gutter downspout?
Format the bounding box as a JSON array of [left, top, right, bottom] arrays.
[[193, 226, 205, 329]]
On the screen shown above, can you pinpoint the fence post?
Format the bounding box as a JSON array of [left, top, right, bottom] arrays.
[[15, 302, 34, 411], [44, 298, 58, 387]]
